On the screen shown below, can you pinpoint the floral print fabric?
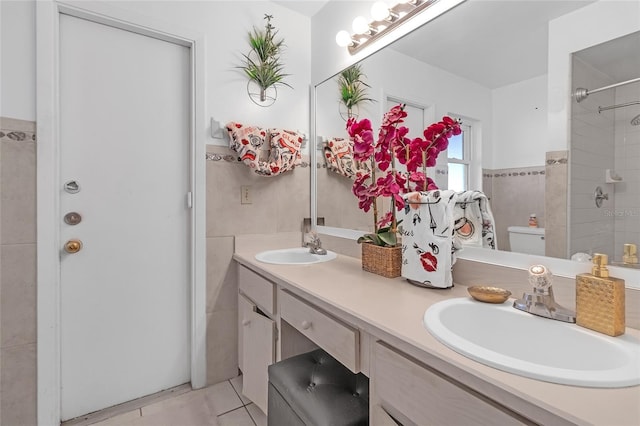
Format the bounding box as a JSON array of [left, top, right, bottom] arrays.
[[453, 190, 497, 250], [400, 190, 459, 289], [323, 137, 370, 179], [226, 122, 303, 177]]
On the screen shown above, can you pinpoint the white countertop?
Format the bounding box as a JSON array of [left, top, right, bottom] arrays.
[[233, 233, 640, 426]]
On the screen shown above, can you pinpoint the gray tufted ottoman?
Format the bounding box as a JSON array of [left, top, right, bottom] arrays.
[[267, 349, 369, 426]]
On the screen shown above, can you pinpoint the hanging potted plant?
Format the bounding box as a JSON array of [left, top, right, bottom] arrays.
[[240, 14, 291, 106], [337, 64, 374, 120]]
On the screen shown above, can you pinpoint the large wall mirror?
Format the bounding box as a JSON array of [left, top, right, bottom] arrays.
[[312, 0, 640, 286]]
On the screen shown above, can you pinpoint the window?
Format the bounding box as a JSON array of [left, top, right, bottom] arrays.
[[447, 122, 471, 192]]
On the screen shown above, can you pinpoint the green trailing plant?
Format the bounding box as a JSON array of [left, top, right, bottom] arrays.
[[240, 14, 291, 100], [337, 64, 374, 111]]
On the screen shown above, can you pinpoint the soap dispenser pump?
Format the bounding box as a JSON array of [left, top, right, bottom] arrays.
[[576, 254, 625, 336]]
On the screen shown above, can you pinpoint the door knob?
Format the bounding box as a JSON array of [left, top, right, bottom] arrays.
[[64, 239, 83, 254]]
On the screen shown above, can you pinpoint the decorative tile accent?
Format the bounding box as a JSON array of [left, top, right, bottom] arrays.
[[484, 167, 545, 178], [0, 118, 37, 143], [206, 151, 309, 167], [546, 157, 568, 165]]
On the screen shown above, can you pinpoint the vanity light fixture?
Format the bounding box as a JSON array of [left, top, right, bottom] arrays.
[[336, 0, 450, 55]]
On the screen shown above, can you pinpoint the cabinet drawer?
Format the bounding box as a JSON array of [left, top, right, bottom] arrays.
[[279, 290, 359, 373], [238, 265, 275, 316], [373, 342, 529, 426]]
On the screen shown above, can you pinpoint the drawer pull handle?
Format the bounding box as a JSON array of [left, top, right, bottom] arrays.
[[301, 320, 312, 330], [242, 319, 251, 326]]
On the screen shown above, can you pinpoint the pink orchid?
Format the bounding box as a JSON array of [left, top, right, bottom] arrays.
[[346, 104, 461, 244]]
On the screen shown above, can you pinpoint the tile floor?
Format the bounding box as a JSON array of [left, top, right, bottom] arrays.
[[69, 375, 265, 426]]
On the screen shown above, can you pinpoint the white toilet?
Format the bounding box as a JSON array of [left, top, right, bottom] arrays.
[[507, 226, 545, 256]]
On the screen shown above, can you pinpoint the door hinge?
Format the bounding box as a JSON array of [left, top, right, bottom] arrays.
[[187, 192, 193, 208]]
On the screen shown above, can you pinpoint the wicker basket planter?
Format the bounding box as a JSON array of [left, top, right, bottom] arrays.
[[361, 243, 402, 278]]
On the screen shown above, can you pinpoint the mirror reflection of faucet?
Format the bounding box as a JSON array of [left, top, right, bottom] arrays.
[[513, 265, 576, 323]]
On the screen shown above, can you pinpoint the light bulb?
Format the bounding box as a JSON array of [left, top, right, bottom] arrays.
[[335, 30, 352, 47], [352, 16, 370, 34], [371, 1, 390, 21]]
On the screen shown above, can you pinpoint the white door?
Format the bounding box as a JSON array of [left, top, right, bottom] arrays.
[[59, 14, 191, 420]]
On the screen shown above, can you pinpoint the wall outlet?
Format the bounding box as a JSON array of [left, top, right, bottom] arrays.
[[241, 185, 252, 204]]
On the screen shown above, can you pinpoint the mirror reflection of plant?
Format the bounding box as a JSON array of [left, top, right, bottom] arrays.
[[241, 14, 291, 99], [337, 64, 374, 111]]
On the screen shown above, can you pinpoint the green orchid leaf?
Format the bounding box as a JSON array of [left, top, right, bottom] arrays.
[[377, 231, 397, 247]]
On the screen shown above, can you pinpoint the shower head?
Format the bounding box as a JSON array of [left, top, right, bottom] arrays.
[[632, 114, 640, 126]]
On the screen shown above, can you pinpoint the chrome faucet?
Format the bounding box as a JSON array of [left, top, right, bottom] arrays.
[[304, 232, 327, 255], [513, 265, 576, 323]]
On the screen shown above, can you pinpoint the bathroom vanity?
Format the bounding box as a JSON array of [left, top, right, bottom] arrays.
[[233, 234, 640, 426]]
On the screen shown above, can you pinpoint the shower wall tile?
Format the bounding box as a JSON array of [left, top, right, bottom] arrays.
[[570, 58, 616, 258], [612, 82, 640, 261]]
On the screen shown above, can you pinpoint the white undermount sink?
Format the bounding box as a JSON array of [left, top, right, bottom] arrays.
[[255, 247, 337, 265], [424, 298, 640, 388]]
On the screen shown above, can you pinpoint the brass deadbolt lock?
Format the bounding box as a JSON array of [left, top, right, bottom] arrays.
[[64, 239, 83, 254]]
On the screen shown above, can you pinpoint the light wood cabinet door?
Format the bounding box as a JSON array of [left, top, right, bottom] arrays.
[[239, 294, 275, 414], [373, 342, 531, 426]]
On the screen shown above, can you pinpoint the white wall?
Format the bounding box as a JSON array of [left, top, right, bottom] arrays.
[[491, 75, 548, 169], [1, 1, 311, 139], [315, 46, 492, 194], [547, 0, 640, 154], [311, 0, 462, 86], [0, 1, 36, 121]]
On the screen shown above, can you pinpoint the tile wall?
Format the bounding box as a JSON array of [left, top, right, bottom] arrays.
[[482, 166, 546, 252], [205, 145, 310, 384], [0, 117, 38, 425], [612, 82, 640, 261], [570, 57, 616, 258]]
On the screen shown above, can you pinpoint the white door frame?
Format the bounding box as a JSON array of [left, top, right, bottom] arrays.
[[36, 2, 207, 424]]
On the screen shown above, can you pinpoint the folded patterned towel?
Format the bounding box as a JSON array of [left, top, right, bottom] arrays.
[[267, 128, 304, 174], [453, 190, 497, 250], [226, 122, 303, 177], [323, 137, 370, 179], [400, 190, 458, 289]]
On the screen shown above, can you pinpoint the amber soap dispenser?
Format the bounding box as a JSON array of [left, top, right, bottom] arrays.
[[576, 254, 625, 336]]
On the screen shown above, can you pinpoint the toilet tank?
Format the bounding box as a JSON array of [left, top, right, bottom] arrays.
[[507, 226, 545, 256]]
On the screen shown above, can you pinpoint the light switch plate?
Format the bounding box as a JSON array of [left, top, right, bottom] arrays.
[[241, 185, 252, 204]]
